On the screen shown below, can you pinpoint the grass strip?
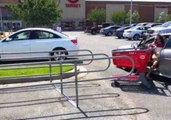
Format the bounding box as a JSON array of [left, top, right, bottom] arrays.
[[0, 65, 74, 78]]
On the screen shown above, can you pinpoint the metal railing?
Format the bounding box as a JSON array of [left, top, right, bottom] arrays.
[[0, 49, 135, 108]]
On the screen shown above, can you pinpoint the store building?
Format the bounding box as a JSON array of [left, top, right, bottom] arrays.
[[1, 0, 171, 31], [0, 0, 22, 31], [60, 0, 171, 30], [59, 0, 86, 30], [85, 0, 171, 23]]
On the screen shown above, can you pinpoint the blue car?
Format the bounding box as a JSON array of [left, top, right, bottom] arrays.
[[115, 26, 132, 39]]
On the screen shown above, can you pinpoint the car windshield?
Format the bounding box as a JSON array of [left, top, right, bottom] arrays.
[[139, 34, 170, 47], [105, 26, 113, 29], [161, 21, 171, 27], [130, 26, 140, 30]]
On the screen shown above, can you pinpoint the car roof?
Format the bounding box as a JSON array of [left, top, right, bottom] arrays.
[[17, 27, 55, 32]]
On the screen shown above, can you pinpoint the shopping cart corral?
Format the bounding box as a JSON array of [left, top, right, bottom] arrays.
[[0, 49, 154, 109]]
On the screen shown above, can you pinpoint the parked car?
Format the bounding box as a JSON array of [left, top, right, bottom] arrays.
[[144, 22, 161, 29], [136, 22, 149, 26], [118, 33, 171, 50], [147, 21, 171, 37], [115, 26, 132, 39], [100, 25, 121, 36], [123, 26, 148, 40], [158, 38, 171, 78], [85, 22, 114, 35], [0, 28, 79, 61]]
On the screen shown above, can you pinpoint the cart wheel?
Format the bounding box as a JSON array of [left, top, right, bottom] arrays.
[[111, 81, 120, 87]]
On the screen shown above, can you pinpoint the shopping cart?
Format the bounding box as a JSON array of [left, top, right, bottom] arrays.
[[112, 48, 154, 88]]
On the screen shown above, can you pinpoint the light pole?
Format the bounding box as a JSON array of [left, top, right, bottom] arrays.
[[130, 0, 133, 25], [0, 7, 2, 31]]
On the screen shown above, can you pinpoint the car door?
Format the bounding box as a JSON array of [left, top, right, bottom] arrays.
[[158, 38, 171, 77], [1, 30, 31, 59], [30, 30, 61, 58], [137, 27, 146, 36]]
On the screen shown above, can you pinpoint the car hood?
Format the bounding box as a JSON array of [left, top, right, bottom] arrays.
[[124, 28, 132, 32], [148, 26, 166, 31]]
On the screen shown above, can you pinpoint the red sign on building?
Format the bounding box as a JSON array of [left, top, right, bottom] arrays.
[[66, 0, 81, 8]]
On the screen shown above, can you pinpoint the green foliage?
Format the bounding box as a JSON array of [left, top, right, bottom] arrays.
[[156, 11, 168, 23], [110, 11, 127, 25], [167, 14, 171, 21], [7, 0, 62, 27], [126, 10, 140, 23], [88, 8, 106, 24]]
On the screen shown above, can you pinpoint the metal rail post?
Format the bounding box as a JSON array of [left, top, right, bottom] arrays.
[[74, 62, 79, 108], [59, 61, 64, 94]]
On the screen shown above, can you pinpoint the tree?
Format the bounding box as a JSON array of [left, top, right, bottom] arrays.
[[126, 10, 140, 24], [110, 11, 127, 25], [167, 14, 171, 21], [88, 8, 106, 25], [156, 11, 168, 23], [7, 0, 62, 27]]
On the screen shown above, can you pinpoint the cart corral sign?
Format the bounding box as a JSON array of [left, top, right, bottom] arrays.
[[66, 0, 81, 8]]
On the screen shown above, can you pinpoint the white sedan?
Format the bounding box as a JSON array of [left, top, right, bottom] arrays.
[[123, 26, 147, 40], [0, 28, 79, 61]]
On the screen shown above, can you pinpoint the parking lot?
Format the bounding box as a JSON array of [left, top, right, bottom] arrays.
[[0, 31, 171, 120]]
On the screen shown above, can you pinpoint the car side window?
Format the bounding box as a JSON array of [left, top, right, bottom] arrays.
[[10, 31, 31, 41], [30, 30, 61, 39], [138, 27, 144, 30], [165, 38, 171, 48]]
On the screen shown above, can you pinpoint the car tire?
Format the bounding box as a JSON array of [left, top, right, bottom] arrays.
[[128, 38, 132, 40], [111, 81, 120, 87], [51, 48, 68, 61], [91, 30, 96, 35], [133, 34, 140, 40], [107, 32, 113, 36]]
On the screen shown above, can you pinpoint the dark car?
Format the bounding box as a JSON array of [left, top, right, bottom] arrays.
[[100, 25, 121, 36], [153, 35, 171, 78], [115, 26, 132, 39], [84, 21, 114, 35]]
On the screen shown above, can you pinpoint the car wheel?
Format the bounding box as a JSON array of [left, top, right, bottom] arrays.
[[128, 38, 132, 40], [118, 36, 122, 39], [51, 48, 68, 61], [111, 81, 120, 87], [91, 30, 96, 35], [133, 34, 140, 40], [107, 32, 113, 36]]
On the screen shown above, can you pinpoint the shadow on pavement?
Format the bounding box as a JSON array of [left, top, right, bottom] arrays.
[[18, 107, 149, 120], [0, 83, 149, 120], [0, 93, 120, 109], [0, 83, 101, 94], [118, 75, 171, 97]]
